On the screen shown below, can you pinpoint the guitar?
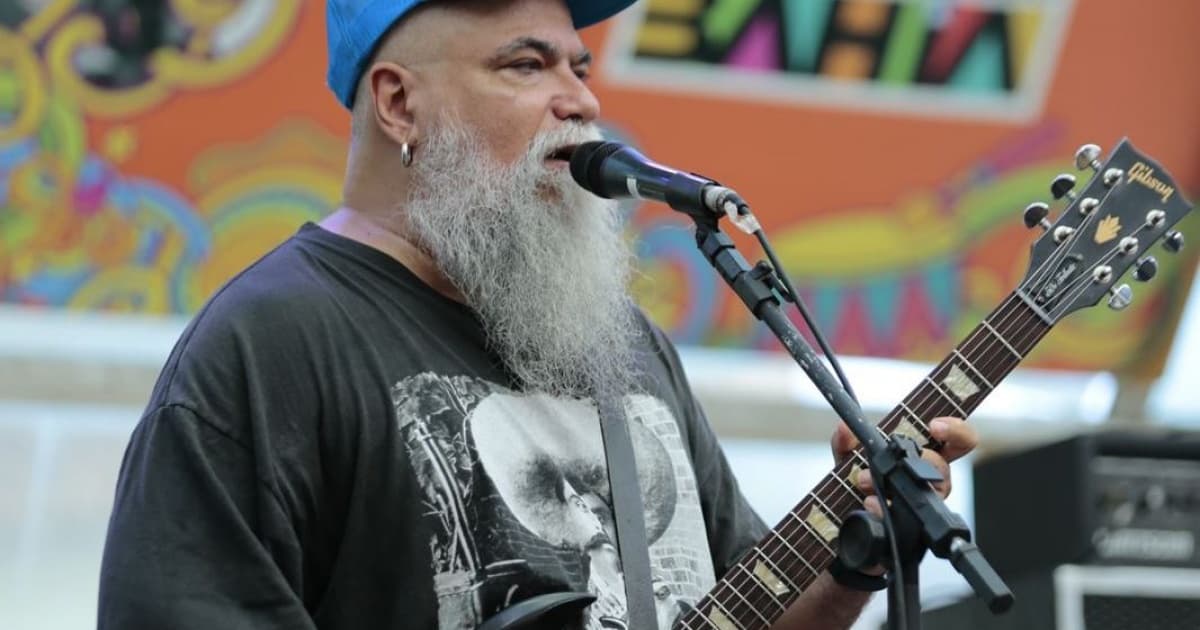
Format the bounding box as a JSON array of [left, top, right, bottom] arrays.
[[481, 139, 1194, 630]]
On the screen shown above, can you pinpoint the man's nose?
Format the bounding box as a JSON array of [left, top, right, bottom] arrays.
[[551, 73, 600, 123]]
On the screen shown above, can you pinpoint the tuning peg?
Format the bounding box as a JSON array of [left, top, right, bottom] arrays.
[[1103, 168, 1125, 187], [1134, 256, 1158, 282], [1075, 144, 1103, 172], [1107, 284, 1133, 310], [1163, 230, 1184, 253], [1054, 226, 1076, 244], [1023, 202, 1052, 230], [1051, 174, 1078, 201]]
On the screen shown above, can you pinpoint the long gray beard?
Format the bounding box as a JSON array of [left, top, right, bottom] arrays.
[[403, 121, 640, 398]]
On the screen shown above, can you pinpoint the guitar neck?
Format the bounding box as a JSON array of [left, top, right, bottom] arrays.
[[677, 291, 1053, 630]]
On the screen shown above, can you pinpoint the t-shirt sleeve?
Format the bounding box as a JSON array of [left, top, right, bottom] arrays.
[[643, 322, 768, 578], [98, 404, 315, 630], [679, 384, 770, 578]]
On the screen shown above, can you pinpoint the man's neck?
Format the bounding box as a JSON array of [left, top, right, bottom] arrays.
[[319, 206, 466, 303]]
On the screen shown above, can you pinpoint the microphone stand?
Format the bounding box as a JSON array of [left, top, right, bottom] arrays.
[[680, 210, 1012, 629]]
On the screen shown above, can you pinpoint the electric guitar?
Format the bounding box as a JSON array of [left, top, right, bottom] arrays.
[[480, 139, 1193, 630]]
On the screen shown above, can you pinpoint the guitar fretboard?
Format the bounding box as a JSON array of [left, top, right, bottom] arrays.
[[676, 292, 1052, 630]]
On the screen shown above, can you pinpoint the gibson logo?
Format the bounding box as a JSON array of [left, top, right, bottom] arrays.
[[1094, 215, 1122, 244], [1128, 162, 1175, 202]]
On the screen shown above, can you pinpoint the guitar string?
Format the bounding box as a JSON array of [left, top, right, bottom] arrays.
[[687, 247, 1098, 626], [681, 293, 1043, 628], [689, 278, 1084, 628], [679, 175, 1150, 627], [1017, 175, 1120, 299], [715, 161, 1172, 627], [684, 288, 1060, 627]]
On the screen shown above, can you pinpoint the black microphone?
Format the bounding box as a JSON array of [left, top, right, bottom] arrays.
[[569, 141, 748, 219]]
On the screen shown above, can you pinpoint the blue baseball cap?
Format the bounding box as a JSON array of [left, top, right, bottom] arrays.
[[326, 0, 638, 109]]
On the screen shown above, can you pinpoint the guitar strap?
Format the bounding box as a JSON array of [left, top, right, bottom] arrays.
[[597, 396, 658, 629]]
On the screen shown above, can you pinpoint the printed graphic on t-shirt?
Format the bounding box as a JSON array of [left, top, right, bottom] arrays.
[[392, 373, 715, 630]]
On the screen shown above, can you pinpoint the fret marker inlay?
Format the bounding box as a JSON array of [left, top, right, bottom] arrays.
[[805, 506, 839, 542], [848, 464, 865, 491], [708, 605, 740, 630], [942, 364, 980, 402], [754, 559, 791, 596], [892, 417, 925, 443]]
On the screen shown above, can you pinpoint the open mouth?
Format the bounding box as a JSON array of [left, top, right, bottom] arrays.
[[545, 144, 578, 165]]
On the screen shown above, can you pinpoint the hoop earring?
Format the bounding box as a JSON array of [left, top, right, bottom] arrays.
[[401, 142, 413, 167]]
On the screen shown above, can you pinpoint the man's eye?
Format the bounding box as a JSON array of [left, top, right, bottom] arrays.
[[509, 59, 543, 73]]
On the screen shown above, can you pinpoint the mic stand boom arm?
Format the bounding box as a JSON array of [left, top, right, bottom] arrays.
[[687, 215, 1012, 629]]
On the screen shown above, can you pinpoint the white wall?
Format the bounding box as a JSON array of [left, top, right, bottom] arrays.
[[0, 263, 1195, 629]]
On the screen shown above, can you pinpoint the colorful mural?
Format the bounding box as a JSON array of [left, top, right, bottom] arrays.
[[0, 1, 1197, 378], [607, 0, 1073, 120], [0, 1, 335, 312], [629, 122, 1197, 372]]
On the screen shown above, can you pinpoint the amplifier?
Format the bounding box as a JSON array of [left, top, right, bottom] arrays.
[[921, 565, 1200, 630], [973, 431, 1200, 579]]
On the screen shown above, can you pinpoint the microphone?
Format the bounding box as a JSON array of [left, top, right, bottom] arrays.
[[568, 141, 749, 221]]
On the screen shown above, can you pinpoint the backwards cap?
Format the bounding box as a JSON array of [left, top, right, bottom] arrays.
[[326, 0, 638, 108]]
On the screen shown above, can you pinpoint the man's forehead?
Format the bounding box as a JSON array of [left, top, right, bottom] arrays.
[[435, 0, 587, 59]]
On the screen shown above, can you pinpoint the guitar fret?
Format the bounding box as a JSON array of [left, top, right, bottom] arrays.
[[730, 564, 788, 610], [851, 450, 870, 469], [681, 611, 716, 630], [678, 292, 1061, 630], [981, 320, 1023, 359], [831, 469, 859, 496], [810, 494, 841, 527], [887, 406, 930, 444], [952, 349, 995, 390], [897, 402, 925, 426], [788, 510, 836, 555], [922, 376, 969, 417], [705, 600, 740, 630], [769, 527, 821, 575], [722, 571, 776, 625], [752, 547, 803, 592]]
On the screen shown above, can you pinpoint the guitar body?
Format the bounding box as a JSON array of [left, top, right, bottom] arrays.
[[475, 592, 596, 630]]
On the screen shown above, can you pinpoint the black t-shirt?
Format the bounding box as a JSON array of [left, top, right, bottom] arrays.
[[99, 223, 767, 630]]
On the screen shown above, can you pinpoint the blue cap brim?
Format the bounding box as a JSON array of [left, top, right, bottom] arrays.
[[571, 0, 638, 29], [329, 0, 639, 109]]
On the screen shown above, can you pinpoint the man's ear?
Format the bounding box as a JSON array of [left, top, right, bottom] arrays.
[[367, 61, 419, 147]]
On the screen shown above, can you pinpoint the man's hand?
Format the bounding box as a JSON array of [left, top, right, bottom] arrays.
[[830, 416, 979, 513], [770, 417, 979, 629]]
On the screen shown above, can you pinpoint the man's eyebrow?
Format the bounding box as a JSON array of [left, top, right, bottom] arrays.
[[489, 36, 593, 66]]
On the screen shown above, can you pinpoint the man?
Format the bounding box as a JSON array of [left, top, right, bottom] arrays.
[[99, 1, 978, 628]]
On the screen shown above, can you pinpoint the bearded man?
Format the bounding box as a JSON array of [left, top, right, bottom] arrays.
[[98, 1, 978, 628]]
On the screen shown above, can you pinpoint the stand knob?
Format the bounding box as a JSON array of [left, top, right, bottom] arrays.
[[1164, 230, 1185, 253], [1023, 202, 1051, 230], [1134, 257, 1158, 282], [1051, 174, 1077, 201], [837, 510, 889, 571]]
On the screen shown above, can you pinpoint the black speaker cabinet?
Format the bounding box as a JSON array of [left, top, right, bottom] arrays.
[[920, 565, 1200, 630], [973, 430, 1200, 580]]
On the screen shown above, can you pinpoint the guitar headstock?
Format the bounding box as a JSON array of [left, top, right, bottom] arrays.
[[1018, 139, 1192, 322]]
